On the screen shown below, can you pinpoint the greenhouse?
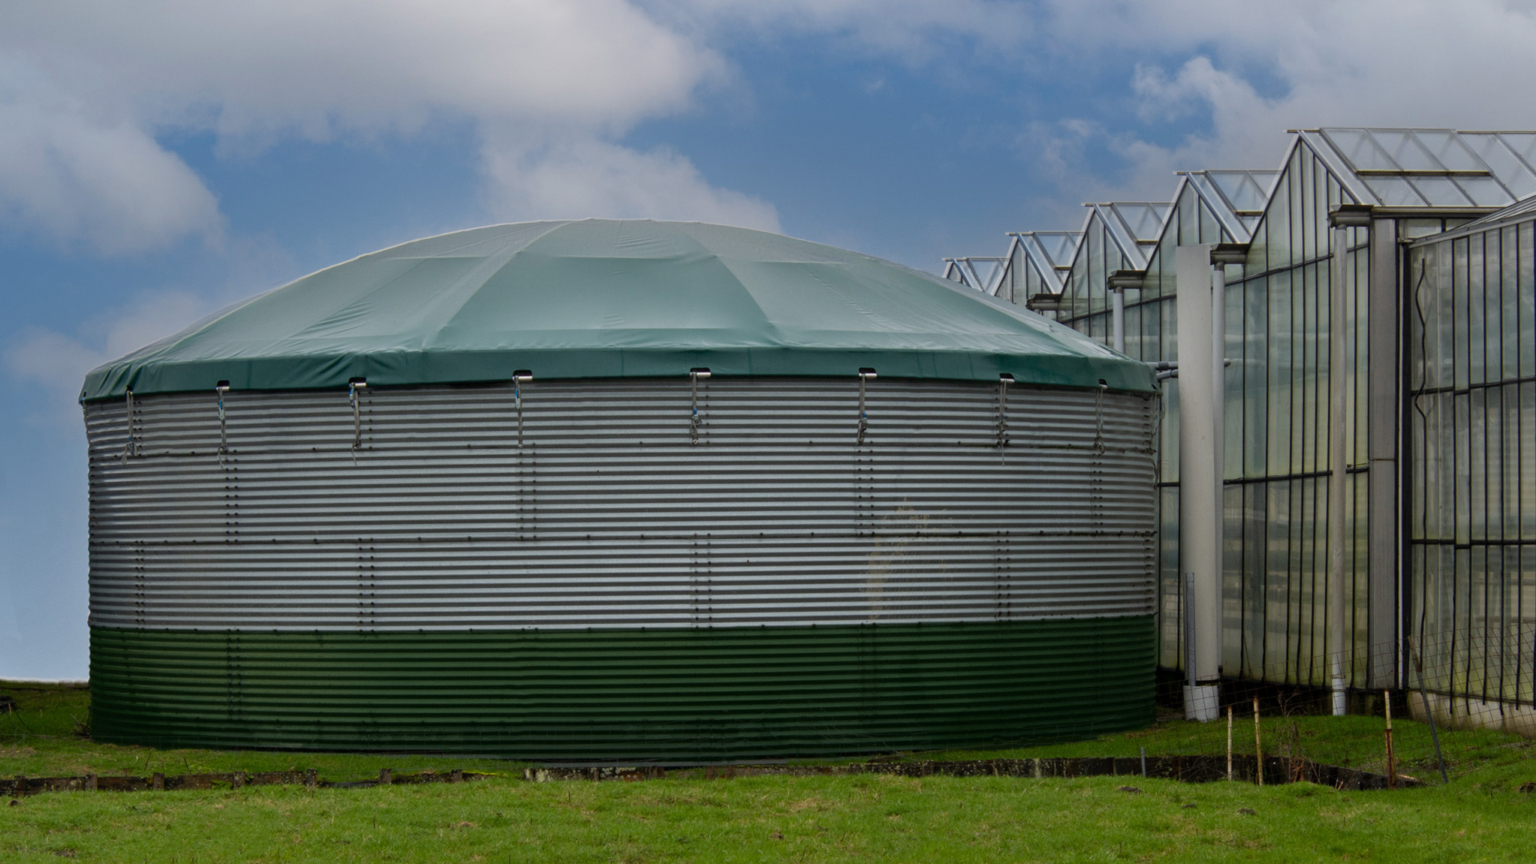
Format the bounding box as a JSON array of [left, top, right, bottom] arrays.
[[947, 128, 1536, 729]]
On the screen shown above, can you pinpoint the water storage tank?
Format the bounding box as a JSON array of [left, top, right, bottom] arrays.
[[82, 220, 1158, 760]]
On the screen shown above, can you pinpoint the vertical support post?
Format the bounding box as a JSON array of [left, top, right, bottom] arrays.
[[1367, 218, 1400, 689], [1176, 245, 1220, 721], [1330, 225, 1350, 716], [1112, 286, 1126, 354], [1253, 697, 1263, 786], [1384, 690, 1397, 789], [1226, 706, 1233, 781]]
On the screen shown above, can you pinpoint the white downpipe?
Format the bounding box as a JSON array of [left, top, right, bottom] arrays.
[[1211, 260, 1225, 640], [1112, 287, 1126, 354], [1176, 245, 1222, 721], [1329, 227, 1349, 717]]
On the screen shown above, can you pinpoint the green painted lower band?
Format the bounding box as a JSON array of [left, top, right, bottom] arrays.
[[90, 617, 1155, 760]]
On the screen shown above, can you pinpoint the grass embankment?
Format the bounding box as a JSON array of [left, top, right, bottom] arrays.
[[6, 681, 1536, 862]]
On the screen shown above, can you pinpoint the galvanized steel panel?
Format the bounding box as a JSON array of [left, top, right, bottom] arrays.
[[90, 617, 1157, 759], [87, 378, 1156, 631]]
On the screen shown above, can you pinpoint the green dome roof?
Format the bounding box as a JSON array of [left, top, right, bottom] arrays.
[[82, 219, 1151, 400]]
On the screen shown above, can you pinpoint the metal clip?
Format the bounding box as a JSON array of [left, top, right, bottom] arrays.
[[857, 369, 876, 445], [1094, 379, 1108, 456], [689, 369, 710, 445], [997, 373, 1013, 451], [513, 371, 532, 448], [121, 389, 138, 462], [216, 382, 230, 464], [349, 379, 367, 463]]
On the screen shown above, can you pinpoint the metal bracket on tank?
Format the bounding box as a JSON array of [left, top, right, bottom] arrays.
[[120, 389, 141, 462], [349, 378, 367, 464], [689, 369, 710, 445], [996, 374, 1013, 453], [857, 368, 876, 445], [1094, 379, 1108, 456], [215, 382, 230, 464], [513, 371, 532, 448]]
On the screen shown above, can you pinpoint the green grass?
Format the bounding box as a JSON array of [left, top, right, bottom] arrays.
[[6, 681, 1536, 862]]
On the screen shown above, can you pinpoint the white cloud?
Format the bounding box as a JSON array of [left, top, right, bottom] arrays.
[[0, 74, 222, 254], [0, 0, 1045, 253], [1032, 0, 1536, 202], [4, 1, 721, 139], [5, 291, 219, 420], [0, 1, 733, 252], [483, 135, 780, 230]]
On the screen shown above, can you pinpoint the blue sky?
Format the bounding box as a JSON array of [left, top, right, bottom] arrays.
[[4, 0, 1535, 679]]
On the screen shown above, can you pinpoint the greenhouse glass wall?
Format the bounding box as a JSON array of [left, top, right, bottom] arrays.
[[1407, 198, 1536, 710], [947, 128, 1536, 722]]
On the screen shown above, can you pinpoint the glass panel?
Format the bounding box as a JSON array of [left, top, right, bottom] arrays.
[[1162, 300, 1179, 483], [1522, 223, 1535, 381], [1291, 155, 1306, 266], [1244, 276, 1268, 477], [1503, 227, 1520, 381], [1401, 218, 1449, 239], [1224, 269, 1243, 481], [1413, 130, 1484, 172], [1504, 383, 1521, 541], [1117, 203, 1168, 242], [1455, 238, 1471, 391], [1456, 175, 1515, 208], [1469, 235, 1486, 387], [1326, 128, 1394, 171], [1266, 480, 1291, 679], [1298, 476, 1319, 684], [1268, 271, 1293, 475], [1223, 483, 1243, 675], [1125, 304, 1142, 360], [1268, 166, 1292, 267], [1247, 214, 1268, 273], [1143, 297, 1162, 361], [1411, 175, 1475, 207], [1301, 263, 1319, 475], [1456, 392, 1471, 547], [1525, 383, 1535, 542], [1088, 220, 1105, 315], [1494, 133, 1536, 170], [1242, 482, 1267, 678], [1201, 198, 1223, 245], [1351, 471, 1368, 686], [1471, 388, 1487, 542], [1362, 176, 1425, 207], [1436, 241, 1456, 390], [1467, 135, 1536, 200]]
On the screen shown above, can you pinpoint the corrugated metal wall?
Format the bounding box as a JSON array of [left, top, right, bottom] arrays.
[[90, 618, 1156, 759], [86, 378, 1157, 630]]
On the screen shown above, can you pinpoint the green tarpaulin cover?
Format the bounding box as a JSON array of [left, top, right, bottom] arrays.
[[81, 220, 1152, 401]]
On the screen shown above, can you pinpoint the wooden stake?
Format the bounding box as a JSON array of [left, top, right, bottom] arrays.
[[1253, 697, 1263, 787], [1384, 690, 1397, 790], [1227, 706, 1233, 781]]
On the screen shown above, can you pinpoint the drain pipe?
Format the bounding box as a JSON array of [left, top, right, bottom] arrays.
[[1328, 205, 1372, 716], [1175, 245, 1245, 722], [1108, 271, 1142, 355], [1174, 246, 1220, 721]]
